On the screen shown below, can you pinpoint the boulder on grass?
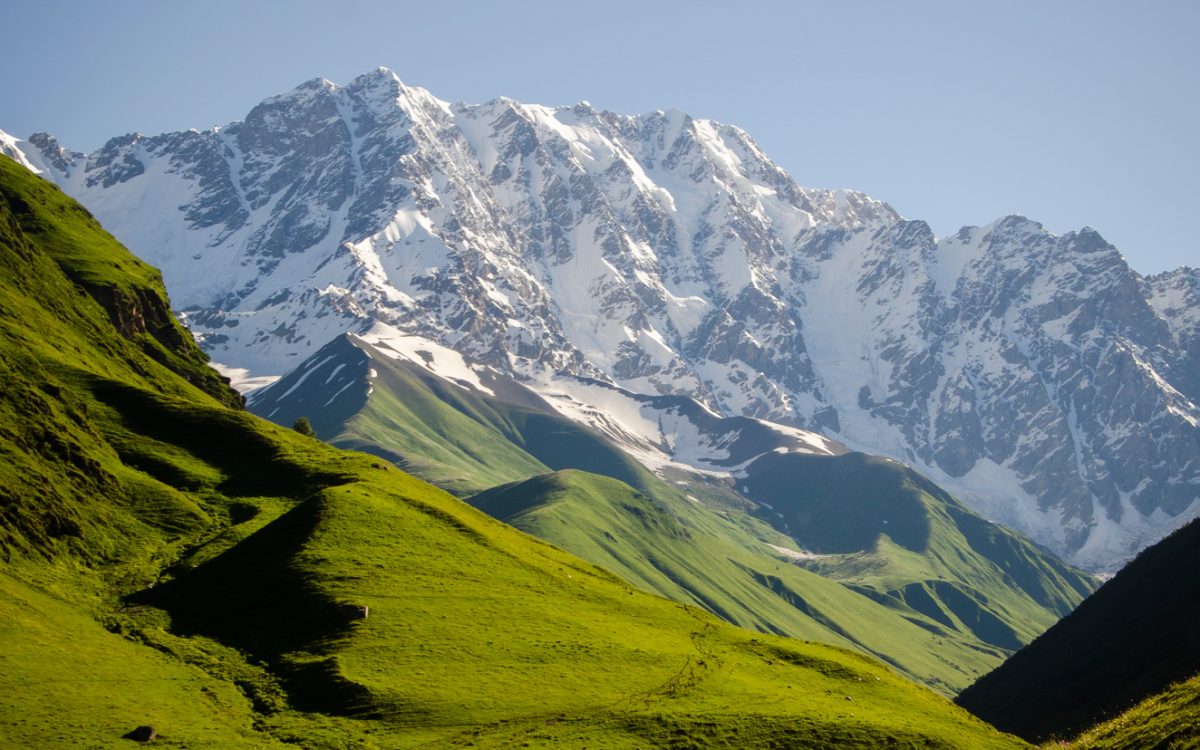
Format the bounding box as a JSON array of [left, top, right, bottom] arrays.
[[123, 725, 157, 742]]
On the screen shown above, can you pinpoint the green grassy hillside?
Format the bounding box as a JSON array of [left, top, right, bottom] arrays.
[[251, 334, 659, 497], [0, 154, 1027, 747], [329, 337, 554, 495], [251, 315, 1096, 695], [741, 452, 1096, 652], [469, 469, 1023, 693], [957, 517, 1200, 743]]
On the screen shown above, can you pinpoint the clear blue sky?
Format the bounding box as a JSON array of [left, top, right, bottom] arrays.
[[2, 0, 1196, 273]]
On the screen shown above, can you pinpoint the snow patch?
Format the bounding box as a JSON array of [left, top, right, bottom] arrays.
[[766, 543, 828, 562], [0, 131, 48, 173], [354, 321, 496, 396], [212, 362, 281, 395]]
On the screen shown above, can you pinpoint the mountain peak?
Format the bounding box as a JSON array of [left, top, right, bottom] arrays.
[[257, 76, 338, 109], [990, 214, 1044, 233], [296, 76, 336, 91], [350, 65, 403, 89]]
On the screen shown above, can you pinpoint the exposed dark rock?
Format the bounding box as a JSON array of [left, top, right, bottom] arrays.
[[122, 725, 157, 742]]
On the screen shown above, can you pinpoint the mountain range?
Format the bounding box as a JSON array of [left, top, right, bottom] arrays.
[[3, 67, 1196, 571]]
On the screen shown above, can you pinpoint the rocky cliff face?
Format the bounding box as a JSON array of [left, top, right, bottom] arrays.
[[4, 68, 1196, 569], [800, 216, 1198, 562]]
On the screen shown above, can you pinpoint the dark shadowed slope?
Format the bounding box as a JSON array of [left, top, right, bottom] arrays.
[[957, 517, 1200, 743]]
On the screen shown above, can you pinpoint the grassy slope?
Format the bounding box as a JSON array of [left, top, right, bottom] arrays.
[[742, 452, 1097, 653], [333, 352, 1019, 691], [318, 350, 1097, 691], [0, 155, 1025, 748], [252, 334, 714, 499], [251, 326, 1096, 693], [957, 517, 1200, 743], [1046, 673, 1200, 750], [0, 156, 285, 747], [0, 567, 271, 748], [469, 469, 1016, 694], [332, 340, 664, 497], [334, 341, 553, 495]]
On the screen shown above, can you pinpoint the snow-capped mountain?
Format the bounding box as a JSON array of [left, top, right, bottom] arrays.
[[4, 68, 1196, 569]]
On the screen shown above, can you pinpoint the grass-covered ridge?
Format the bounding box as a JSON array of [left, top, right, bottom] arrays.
[[470, 468, 1026, 694], [0, 154, 1027, 747], [253, 332, 1096, 693], [741, 452, 1097, 652]]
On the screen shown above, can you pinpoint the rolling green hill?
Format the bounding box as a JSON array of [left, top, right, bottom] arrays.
[[469, 469, 1020, 693], [251, 321, 1097, 693], [0, 154, 1027, 747], [957, 516, 1200, 743], [740, 451, 1096, 652], [249, 332, 661, 497]]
